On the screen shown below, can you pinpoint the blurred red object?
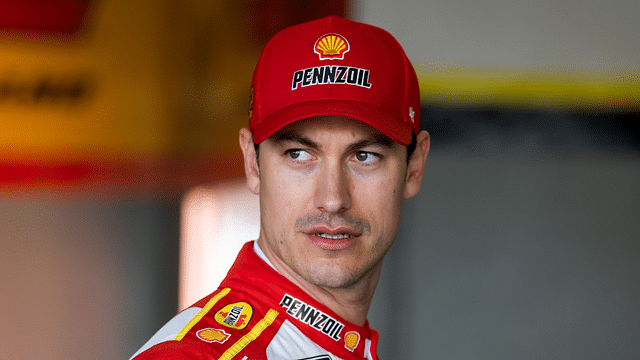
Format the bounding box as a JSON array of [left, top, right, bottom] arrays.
[[0, 0, 90, 34]]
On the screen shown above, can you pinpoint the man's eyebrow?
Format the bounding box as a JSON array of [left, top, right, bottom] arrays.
[[346, 135, 395, 153], [272, 132, 394, 152], [271, 132, 319, 149]]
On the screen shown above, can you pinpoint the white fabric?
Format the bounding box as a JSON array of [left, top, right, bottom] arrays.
[[266, 319, 340, 360], [364, 339, 373, 360], [253, 241, 278, 272], [129, 307, 202, 359]]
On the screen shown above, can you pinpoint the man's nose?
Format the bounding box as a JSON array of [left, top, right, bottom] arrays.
[[314, 160, 352, 214]]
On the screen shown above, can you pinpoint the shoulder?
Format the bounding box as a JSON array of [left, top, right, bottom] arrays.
[[129, 287, 282, 360]]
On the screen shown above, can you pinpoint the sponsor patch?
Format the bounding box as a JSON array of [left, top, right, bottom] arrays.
[[214, 302, 254, 330], [344, 331, 360, 352], [292, 65, 371, 90], [314, 34, 349, 60], [196, 328, 230, 344], [280, 294, 344, 341]]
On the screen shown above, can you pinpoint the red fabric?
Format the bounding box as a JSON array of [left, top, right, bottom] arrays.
[[133, 241, 379, 359], [249, 16, 420, 145]]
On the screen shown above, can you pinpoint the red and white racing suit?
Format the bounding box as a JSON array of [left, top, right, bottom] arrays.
[[130, 241, 379, 360]]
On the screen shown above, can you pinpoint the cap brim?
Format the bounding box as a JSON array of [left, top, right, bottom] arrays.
[[252, 99, 414, 145]]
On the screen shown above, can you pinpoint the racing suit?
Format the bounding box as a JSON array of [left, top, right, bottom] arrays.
[[130, 241, 379, 360]]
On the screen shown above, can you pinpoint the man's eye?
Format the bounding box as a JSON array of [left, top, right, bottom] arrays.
[[354, 152, 377, 163], [287, 149, 311, 160]]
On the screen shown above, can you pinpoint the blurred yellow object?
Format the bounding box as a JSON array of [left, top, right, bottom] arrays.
[[417, 64, 639, 111]]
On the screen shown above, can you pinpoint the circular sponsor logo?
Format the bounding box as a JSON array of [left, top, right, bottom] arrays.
[[214, 301, 254, 330]]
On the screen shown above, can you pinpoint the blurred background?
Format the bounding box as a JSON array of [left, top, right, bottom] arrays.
[[1, 0, 638, 359]]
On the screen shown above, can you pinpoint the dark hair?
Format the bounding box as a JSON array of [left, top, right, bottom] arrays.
[[406, 131, 418, 163], [253, 131, 417, 165]]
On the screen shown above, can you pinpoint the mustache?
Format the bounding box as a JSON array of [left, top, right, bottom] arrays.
[[295, 212, 371, 233]]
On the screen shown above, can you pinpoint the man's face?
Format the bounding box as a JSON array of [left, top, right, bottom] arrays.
[[242, 115, 426, 290]]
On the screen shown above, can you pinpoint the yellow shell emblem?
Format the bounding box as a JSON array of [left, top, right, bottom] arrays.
[[196, 328, 230, 344], [314, 34, 350, 60], [344, 331, 360, 351]]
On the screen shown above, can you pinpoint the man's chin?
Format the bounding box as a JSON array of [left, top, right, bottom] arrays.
[[300, 265, 364, 289]]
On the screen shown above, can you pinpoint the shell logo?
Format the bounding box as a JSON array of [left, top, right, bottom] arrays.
[[196, 328, 230, 344], [314, 34, 350, 60], [344, 331, 360, 352]]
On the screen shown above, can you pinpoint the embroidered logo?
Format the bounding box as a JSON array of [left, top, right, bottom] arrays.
[[280, 294, 344, 341], [314, 34, 349, 60], [292, 65, 371, 90], [214, 302, 254, 330], [344, 331, 360, 352], [196, 328, 230, 343]]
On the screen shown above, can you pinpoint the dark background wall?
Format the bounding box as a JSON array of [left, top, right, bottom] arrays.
[[369, 108, 640, 359]]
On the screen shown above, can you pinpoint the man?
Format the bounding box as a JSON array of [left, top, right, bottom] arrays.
[[131, 15, 429, 360]]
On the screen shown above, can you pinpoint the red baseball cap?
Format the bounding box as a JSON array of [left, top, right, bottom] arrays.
[[248, 15, 420, 145]]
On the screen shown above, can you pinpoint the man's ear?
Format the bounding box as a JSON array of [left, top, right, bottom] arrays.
[[239, 128, 260, 195], [403, 130, 430, 199]]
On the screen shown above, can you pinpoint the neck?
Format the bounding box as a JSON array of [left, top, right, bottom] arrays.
[[257, 238, 382, 326]]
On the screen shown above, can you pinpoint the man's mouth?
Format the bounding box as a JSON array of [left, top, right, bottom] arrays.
[[309, 231, 355, 251], [315, 233, 350, 240]]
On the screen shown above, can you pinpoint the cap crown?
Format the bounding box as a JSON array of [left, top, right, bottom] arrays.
[[249, 16, 420, 145]]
